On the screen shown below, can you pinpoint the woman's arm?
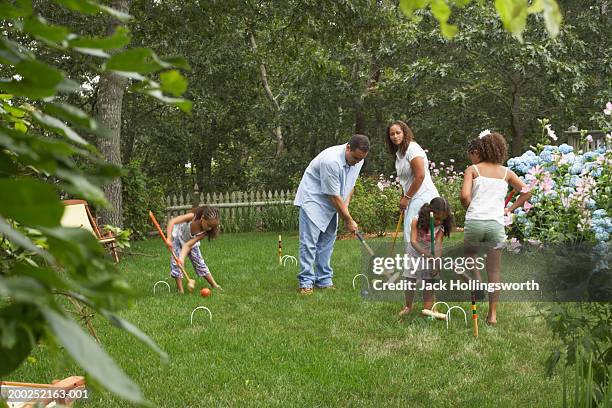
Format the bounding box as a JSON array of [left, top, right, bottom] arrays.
[[506, 170, 532, 213], [165, 213, 195, 246], [400, 156, 426, 210], [460, 167, 474, 209]]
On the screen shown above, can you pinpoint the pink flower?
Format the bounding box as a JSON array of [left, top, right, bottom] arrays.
[[506, 238, 522, 253], [541, 174, 554, 193], [450, 159, 455, 163], [524, 201, 533, 212], [527, 239, 542, 247], [521, 184, 533, 194], [430, 162, 436, 169], [586, 134, 593, 143], [604, 102, 612, 115], [561, 195, 571, 209], [528, 165, 543, 177]]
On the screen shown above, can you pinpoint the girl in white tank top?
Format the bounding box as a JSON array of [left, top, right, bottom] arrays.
[[465, 164, 509, 225], [460, 131, 532, 325]]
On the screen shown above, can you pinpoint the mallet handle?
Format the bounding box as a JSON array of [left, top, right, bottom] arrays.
[[356, 231, 375, 257], [421, 309, 447, 320], [148, 211, 194, 282], [390, 211, 403, 255], [504, 190, 516, 207]]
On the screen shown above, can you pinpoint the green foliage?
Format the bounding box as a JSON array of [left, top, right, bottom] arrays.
[[122, 160, 166, 240], [259, 204, 299, 232], [349, 177, 402, 236], [103, 225, 131, 249], [217, 205, 298, 233], [399, 0, 562, 41], [0, 0, 189, 404], [543, 303, 612, 406], [429, 159, 466, 227]]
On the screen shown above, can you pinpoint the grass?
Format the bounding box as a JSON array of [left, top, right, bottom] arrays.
[[11, 232, 564, 407]]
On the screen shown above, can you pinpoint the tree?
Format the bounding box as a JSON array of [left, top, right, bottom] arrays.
[[0, 0, 189, 403], [94, 0, 132, 227]]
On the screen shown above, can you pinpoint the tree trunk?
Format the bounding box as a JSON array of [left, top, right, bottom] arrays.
[[94, 0, 132, 228], [509, 74, 524, 157], [354, 59, 380, 136], [249, 33, 284, 157]]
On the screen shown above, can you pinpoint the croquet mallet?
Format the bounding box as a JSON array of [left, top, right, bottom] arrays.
[[148, 210, 196, 292], [356, 231, 375, 257], [390, 211, 404, 255], [505, 189, 516, 207]]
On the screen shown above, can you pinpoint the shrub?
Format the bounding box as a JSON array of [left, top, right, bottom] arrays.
[[429, 159, 466, 227], [349, 176, 402, 236], [259, 204, 299, 232], [506, 120, 611, 245], [122, 161, 166, 239]]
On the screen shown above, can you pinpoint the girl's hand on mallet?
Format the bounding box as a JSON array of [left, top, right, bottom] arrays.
[[399, 196, 410, 211]]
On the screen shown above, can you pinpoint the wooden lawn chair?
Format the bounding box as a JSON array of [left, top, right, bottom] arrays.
[[60, 199, 119, 262], [0, 376, 86, 407]]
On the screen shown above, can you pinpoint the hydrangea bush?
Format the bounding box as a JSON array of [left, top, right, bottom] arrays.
[[506, 112, 612, 246]]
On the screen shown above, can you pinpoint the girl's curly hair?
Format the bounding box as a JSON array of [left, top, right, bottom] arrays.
[[385, 120, 414, 156], [191, 205, 220, 240], [416, 197, 454, 238], [467, 132, 508, 164]]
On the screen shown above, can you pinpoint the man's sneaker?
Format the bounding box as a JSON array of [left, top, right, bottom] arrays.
[[298, 287, 314, 295], [316, 284, 336, 290]]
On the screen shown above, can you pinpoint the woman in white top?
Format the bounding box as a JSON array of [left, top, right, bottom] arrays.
[[385, 121, 440, 246], [460, 131, 531, 325]]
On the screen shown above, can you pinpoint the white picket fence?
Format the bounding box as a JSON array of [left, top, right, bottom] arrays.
[[164, 188, 297, 232]]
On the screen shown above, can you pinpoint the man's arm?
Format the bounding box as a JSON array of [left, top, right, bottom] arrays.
[[345, 187, 354, 207], [329, 194, 358, 233]]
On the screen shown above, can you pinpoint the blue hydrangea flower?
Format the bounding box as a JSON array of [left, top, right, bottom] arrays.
[[540, 150, 553, 163], [582, 151, 598, 162], [593, 209, 607, 218], [570, 163, 584, 175], [559, 144, 573, 154], [562, 152, 576, 165]]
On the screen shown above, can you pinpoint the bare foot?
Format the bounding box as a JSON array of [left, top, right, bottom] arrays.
[[486, 315, 497, 325], [399, 306, 412, 317]]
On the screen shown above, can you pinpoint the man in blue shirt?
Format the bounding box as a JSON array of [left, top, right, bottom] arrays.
[[294, 134, 370, 295]]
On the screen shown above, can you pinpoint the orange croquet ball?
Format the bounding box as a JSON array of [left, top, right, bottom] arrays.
[[200, 288, 211, 297]]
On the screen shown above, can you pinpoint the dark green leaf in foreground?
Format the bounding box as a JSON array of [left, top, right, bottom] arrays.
[[68, 26, 131, 50], [160, 70, 188, 97], [0, 178, 63, 227], [23, 15, 69, 44], [42, 308, 148, 405]]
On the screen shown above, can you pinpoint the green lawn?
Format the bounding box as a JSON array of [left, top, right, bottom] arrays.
[[11, 232, 563, 407]]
